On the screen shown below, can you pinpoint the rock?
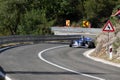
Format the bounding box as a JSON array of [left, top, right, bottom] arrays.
[[96, 26, 119, 55], [117, 47, 120, 55], [95, 43, 103, 53], [116, 32, 120, 38], [103, 36, 117, 47]]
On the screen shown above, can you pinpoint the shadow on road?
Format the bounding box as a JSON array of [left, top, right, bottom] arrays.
[[6, 70, 120, 76], [6, 71, 78, 75], [0, 66, 5, 80], [0, 44, 32, 54], [0, 42, 68, 54]]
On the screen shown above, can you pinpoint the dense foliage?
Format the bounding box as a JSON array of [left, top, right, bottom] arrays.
[[0, 0, 119, 35]]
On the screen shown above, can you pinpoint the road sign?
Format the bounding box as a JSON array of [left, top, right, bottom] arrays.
[[102, 20, 115, 32], [82, 20, 90, 27], [66, 20, 70, 27]]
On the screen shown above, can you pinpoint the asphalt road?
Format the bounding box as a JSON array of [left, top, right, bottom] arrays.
[[0, 43, 120, 80]]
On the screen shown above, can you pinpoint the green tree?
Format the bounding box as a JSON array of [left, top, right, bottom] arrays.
[[0, 0, 119, 36], [53, 0, 84, 26], [0, 0, 26, 35], [84, 0, 117, 27], [19, 9, 54, 35], [0, 0, 54, 35]]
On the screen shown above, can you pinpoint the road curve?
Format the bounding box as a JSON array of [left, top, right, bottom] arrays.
[[0, 43, 120, 80]]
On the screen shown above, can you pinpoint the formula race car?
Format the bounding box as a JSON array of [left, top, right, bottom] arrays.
[[69, 36, 95, 48]]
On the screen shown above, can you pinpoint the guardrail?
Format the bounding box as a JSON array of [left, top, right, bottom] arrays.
[[0, 35, 82, 45]]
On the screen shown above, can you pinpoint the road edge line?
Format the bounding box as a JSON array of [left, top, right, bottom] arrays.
[[38, 45, 105, 80], [0, 71, 12, 80], [83, 49, 120, 68]]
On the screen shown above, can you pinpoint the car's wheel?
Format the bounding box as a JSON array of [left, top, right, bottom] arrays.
[[85, 42, 95, 48], [85, 43, 89, 48], [91, 42, 95, 48], [69, 41, 73, 47], [69, 44, 72, 47]]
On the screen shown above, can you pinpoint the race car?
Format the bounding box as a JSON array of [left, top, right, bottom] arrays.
[[69, 36, 95, 48]]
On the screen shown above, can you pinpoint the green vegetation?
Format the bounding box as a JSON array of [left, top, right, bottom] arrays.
[[0, 0, 119, 35]]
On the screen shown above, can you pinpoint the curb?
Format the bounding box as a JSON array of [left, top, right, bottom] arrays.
[[83, 49, 120, 68]]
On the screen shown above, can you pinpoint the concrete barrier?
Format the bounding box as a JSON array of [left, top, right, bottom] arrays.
[[51, 27, 102, 35]]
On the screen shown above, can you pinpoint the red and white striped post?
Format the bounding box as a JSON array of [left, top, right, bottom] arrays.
[[109, 45, 113, 60]]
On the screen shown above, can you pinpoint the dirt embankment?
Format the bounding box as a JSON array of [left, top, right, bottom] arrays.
[[93, 23, 120, 63]]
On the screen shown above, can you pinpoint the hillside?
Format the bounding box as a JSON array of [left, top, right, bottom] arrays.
[[93, 19, 120, 62]]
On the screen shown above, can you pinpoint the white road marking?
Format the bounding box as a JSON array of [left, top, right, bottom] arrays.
[[38, 45, 105, 80], [84, 49, 120, 68], [5, 76, 12, 80], [0, 71, 12, 80]]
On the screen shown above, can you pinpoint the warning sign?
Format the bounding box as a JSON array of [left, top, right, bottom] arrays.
[[83, 20, 90, 27], [66, 20, 70, 27], [102, 20, 115, 32]]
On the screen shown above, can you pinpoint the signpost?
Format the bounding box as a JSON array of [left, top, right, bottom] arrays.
[[102, 20, 115, 59]]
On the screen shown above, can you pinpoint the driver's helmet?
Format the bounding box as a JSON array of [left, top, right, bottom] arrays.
[[81, 36, 85, 40]]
